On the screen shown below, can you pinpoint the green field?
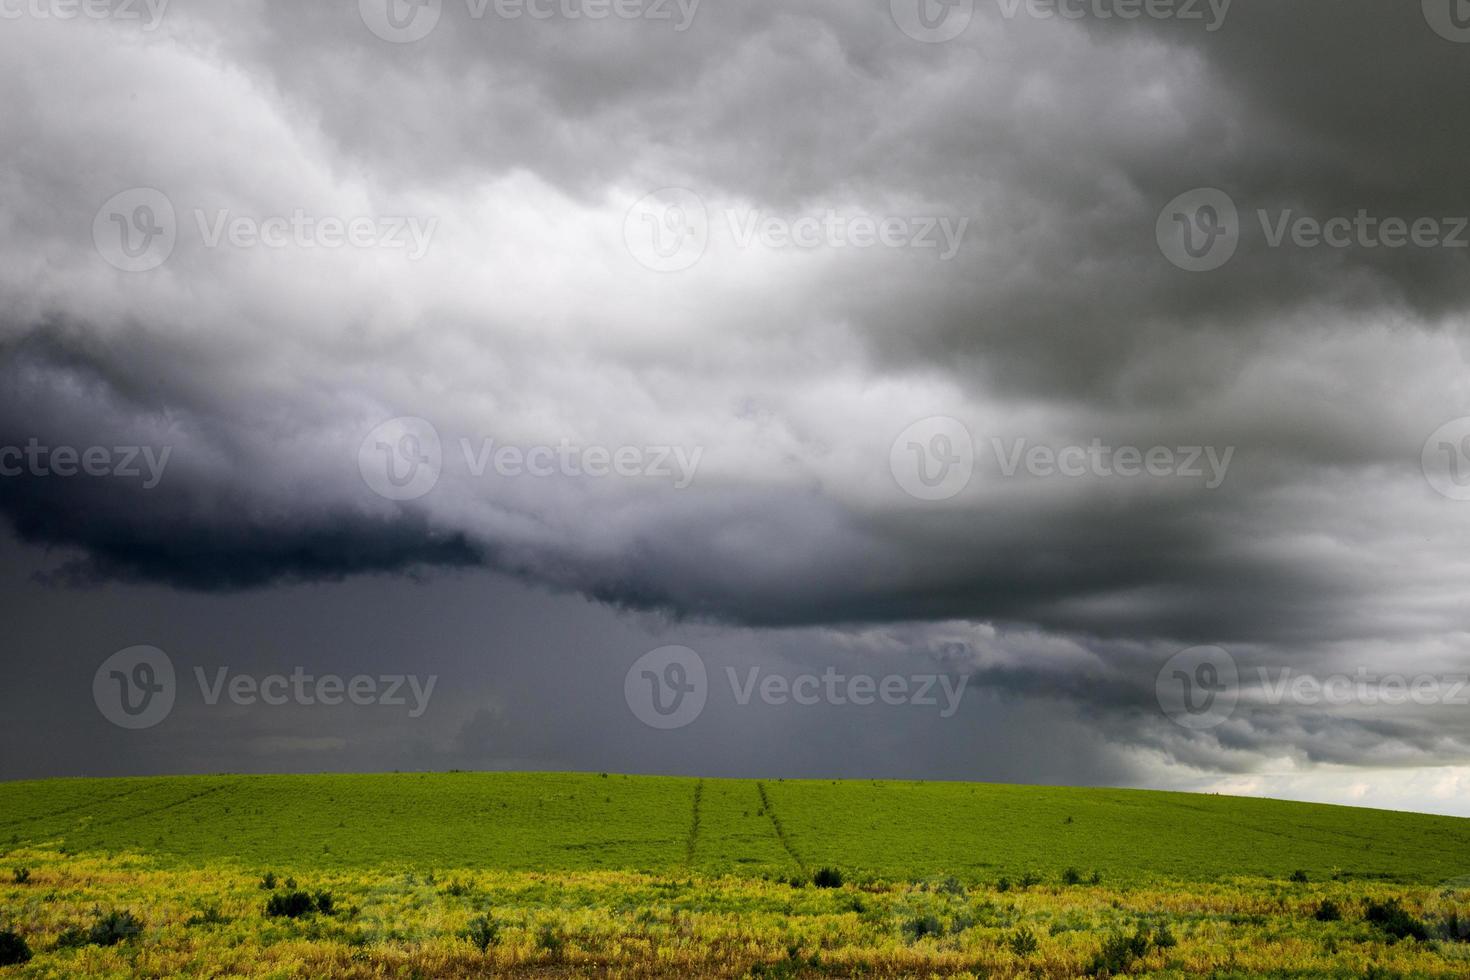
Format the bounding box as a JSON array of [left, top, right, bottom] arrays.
[[4, 772, 1470, 976], [3, 772, 1468, 884]]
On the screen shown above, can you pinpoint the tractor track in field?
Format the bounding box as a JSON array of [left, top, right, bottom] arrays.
[[75, 782, 238, 836], [0, 785, 151, 837], [684, 779, 703, 866], [755, 781, 806, 873]]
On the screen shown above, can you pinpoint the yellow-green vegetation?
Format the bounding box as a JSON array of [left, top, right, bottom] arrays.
[[2, 773, 1470, 977]]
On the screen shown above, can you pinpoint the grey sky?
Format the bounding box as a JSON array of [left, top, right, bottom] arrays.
[[3, 1, 1470, 816]]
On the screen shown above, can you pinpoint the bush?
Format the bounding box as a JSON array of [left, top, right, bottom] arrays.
[[904, 915, 944, 942], [0, 929, 31, 966], [1314, 899, 1343, 922], [464, 914, 499, 952], [812, 867, 844, 889], [264, 890, 318, 919], [52, 927, 88, 949], [1290, 869, 1309, 883], [259, 871, 277, 890], [1019, 870, 1041, 888], [996, 876, 1011, 893], [10, 867, 30, 885], [1062, 867, 1083, 886], [1087, 926, 1158, 977], [1364, 899, 1429, 942], [1089, 869, 1103, 885], [1007, 926, 1039, 957], [87, 909, 143, 947], [185, 905, 229, 927]]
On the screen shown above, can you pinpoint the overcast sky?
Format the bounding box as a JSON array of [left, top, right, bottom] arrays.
[[4, 0, 1470, 816]]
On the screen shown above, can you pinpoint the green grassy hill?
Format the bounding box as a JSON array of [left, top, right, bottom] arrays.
[[3, 772, 1468, 885]]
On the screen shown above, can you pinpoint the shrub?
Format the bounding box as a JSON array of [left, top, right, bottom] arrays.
[[1087, 926, 1157, 977], [1314, 899, 1343, 922], [996, 877, 1011, 893], [464, 914, 499, 952], [1290, 869, 1309, 883], [938, 875, 965, 896], [1062, 867, 1083, 886], [259, 872, 277, 890], [537, 926, 564, 954], [443, 879, 473, 897], [87, 909, 143, 947], [1007, 926, 1039, 957], [1154, 921, 1177, 948], [0, 929, 31, 966], [264, 890, 317, 919], [52, 927, 88, 949], [185, 905, 229, 927], [1089, 870, 1103, 885], [1019, 870, 1041, 888], [10, 867, 30, 885], [904, 915, 944, 942], [812, 867, 844, 889], [1364, 899, 1429, 942], [313, 890, 335, 916]]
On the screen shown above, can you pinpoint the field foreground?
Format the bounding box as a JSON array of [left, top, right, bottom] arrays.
[[3, 773, 1470, 977]]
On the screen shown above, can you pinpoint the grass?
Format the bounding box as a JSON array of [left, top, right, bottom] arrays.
[[2, 772, 1469, 883], [2, 772, 1470, 976]]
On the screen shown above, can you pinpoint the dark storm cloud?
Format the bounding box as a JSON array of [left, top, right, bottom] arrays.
[[4, 1, 1470, 794]]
